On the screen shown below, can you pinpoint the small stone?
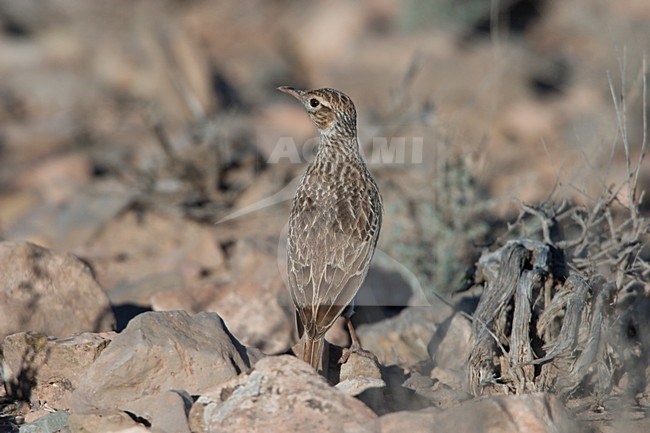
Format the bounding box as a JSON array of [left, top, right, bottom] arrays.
[[357, 306, 453, 368], [18, 410, 69, 433], [404, 371, 470, 409], [122, 390, 192, 433], [430, 366, 466, 391], [402, 372, 434, 391], [2, 332, 113, 409], [340, 351, 383, 381]]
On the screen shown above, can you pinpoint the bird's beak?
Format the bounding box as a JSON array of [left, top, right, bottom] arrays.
[[277, 86, 304, 101]]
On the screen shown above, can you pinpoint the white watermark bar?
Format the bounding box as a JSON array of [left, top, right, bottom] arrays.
[[369, 137, 423, 165], [268, 136, 425, 165]]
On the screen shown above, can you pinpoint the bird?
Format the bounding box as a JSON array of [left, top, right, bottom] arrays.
[[278, 86, 383, 371]]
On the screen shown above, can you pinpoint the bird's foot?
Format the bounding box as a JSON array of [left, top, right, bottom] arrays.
[[339, 343, 377, 364]]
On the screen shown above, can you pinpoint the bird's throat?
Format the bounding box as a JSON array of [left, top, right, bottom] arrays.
[[316, 134, 361, 163]]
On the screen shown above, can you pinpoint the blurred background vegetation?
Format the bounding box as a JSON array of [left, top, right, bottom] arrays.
[[0, 0, 648, 307]]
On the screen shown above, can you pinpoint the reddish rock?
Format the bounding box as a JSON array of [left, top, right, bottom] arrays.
[[189, 355, 379, 433], [86, 211, 225, 304], [0, 241, 116, 340]]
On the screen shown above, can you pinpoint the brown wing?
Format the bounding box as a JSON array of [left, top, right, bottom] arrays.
[[287, 165, 382, 339]]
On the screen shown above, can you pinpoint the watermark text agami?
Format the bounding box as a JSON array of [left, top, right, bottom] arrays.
[[268, 136, 424, 165]]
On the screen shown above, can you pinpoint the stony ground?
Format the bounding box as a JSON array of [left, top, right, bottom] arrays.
[[1, 1, 649, 432]]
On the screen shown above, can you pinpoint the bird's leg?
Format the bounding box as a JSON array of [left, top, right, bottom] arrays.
[[345, 316, 362, 349], [304, 335, 324, 372], [340, 316, 377, 364]]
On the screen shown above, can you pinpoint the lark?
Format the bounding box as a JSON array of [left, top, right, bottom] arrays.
[[278, 86, 383, 371]]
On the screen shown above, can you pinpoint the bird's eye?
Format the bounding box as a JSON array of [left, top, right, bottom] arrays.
[[309, 98, 320, 108]]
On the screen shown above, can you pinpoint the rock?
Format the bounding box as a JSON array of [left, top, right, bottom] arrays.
[[152, 239, 295, 354], [351, 372, 433, 416], [378, 408, 440, 432], [402, 371, 471, 409], [189, 355, 378, 433], [426, 387, 473, 410], [428, 313, 472, 369], [51, 181, 134, 250], [111, 271, 185, 308], [0, 241, 116, 340], [599, 418, 650, 433], [415, 382, 471, 409], [67, 410, 141, 433], [429, 367, 466, 394], [324, 316, 351, 347], [14, 152, 92, 206], [18, 410, 69, 433], [86, 211, 225, 305], [2, 332, 113, 409], [3, 202, 60, 248], [426, 312, 473, 393], [438, 393, 579, 433], [7, 180, 134, 250], [90, 3, 215, 124], [378, 393, 578, 433], [339, 351, 383, 382], [0, 0, 79, 33], [336, 351, 386, 396], [335, 377, 386, 397], [0, 191, 39, 230], [122, 390, 192, 433], [206, 282, 293, 354], [402, 371, 435, 390], [356, 306, 453, 368], [72, 311, 261, 412], [24, 408, 51, 424], [108, 429, 150, 433], [152, 280, 293, 355], [149, 287, 196, 313], [207, 240, 295, 353]]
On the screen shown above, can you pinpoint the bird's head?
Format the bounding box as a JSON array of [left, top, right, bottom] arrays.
[[277, 86, 357, 137]]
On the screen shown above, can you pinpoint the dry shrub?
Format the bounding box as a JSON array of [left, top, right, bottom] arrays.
[[467, 56, 649, 405]]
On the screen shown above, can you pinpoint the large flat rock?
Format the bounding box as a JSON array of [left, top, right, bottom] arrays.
[[72, 310, 261, 412], [379, 393, 579, 433]]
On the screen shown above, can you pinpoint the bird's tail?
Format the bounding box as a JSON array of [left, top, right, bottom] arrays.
[[303, 335, 324, 371]]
